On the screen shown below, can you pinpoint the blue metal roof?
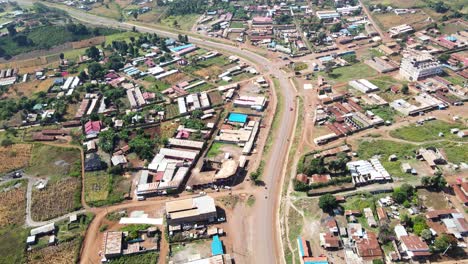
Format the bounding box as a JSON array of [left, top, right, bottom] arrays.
[[297, 236, 305, 257], [211, 235, 224, 256], [228, 113, 248, 123]]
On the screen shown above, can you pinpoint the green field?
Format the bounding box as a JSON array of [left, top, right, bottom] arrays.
[[390, 120, 467, 142], [368, 105, 399, 122], [160, 14, 199, 31], [0, 25, 117, 58], [84, 171, 110, 204], [0, 226, 29, 264], [426, 141, 468, 165], [26, 144, 81, 180], [84, 171, 128, 207], [109, 251, 158, 264], [327, 63, 378, 84], [207, 142, 224, 158]]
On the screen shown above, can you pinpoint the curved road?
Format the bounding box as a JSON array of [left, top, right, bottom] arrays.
[[15, 1, 297, 263]]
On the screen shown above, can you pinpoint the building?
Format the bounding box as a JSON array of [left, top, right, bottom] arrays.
[[365, 57, 399, 73], [348, 79, 379, 93], [389, 24, 414, 38], [165, 195, 217, 225], [102, 231, 123, 259], [399, 235, 431, 259], [399, 53, 442, 81], [364, 208, 378, 227], [316, 10, 340, 20], [347, 159, 391, 185], [320, 232, 340, 249], [417, 147, 446, 168], [355, 232, 383, 261]]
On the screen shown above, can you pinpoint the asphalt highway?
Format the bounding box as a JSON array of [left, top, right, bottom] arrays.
[[14, 1, 298, 262]]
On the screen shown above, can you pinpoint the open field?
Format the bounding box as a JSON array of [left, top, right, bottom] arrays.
[[372, 11, 432, 31], [207, 142, 224, 158], [0, 180, 27, 227], [26, 144, 81, 180], [362, 0, 425, 9], [109, 251, 158, 264], [84, 171, 110, 204], [160, 14, 199, 31], [31, 177, 81, 221], [0, 144, 33, 175], [84, 172, 129, 207], [418, 189, 448, 210], [89, 3, 123, 20], [326, 63, 377, 84], [368, 105, 399, 122], [6, 78, 54, 99], [0, 226, 29, 264], [27, 238, 82, 264], [390, 120, 467, 142]]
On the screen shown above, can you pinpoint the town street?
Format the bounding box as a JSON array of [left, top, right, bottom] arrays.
[[15, 1, 298, 263]]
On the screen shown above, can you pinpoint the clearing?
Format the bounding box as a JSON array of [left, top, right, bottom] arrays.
[[390, 120, 467, 142], [0, 144, 32, 175], [26, 144, 81, 180], [0, 180, 27, 227]]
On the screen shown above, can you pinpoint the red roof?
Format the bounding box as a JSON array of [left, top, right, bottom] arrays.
[[154, 172, 164, 181], [252, 16, 273, 24], [452, 184, 468, 204], [84, 121, 102, 135], [400, 235, 430, 253], [376, 207, 388, 221], [296, 174, 309, 184], [176, 130, 190, 139], [322, 232, 340, 248], [345, 210, 361, 216], [326, 219, 338, 229], [311, 174, 331, 183], [356, 232, 382, 260], [425, 209, 458, 219]]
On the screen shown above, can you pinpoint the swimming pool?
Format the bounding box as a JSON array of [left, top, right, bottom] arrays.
[[228, 113, 248, 123]]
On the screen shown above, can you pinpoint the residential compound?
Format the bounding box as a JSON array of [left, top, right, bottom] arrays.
[[400, 52, 442, 81]]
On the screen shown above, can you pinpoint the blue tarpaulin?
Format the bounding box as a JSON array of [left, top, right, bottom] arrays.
[[211, 235, 224, 256]]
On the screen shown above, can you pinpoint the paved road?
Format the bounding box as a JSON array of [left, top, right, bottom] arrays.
[[15, 1, 297, 263]]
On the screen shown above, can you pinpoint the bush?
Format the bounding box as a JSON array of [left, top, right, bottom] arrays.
[[319, 193, 338, 212]]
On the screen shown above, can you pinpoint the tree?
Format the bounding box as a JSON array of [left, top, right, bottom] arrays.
[[59, 53, 64, 60], [98, 129, 116, 153], [85, 46, 100, 61], [6, 24, 17, 36], [401, 84, 409, 94], [88, 62, 104, 80], [378, 223, 394, 244], [0, 138, 13, 147], [129, 133, 157, 160], [318, 193, 338, 212], [434, 234, 457, 252], [330, 22, 342, 33], [421, 229, 432, 241], [132, 12, 138, 20], [438, 54, 450, 63], [400, 213, 412, 227]]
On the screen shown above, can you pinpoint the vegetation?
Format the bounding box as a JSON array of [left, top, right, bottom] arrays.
[[392, 184, 415, 204], [318, 193, 338, 212], [108, 251, 158, 264], [0, 226, 29, 264], [390, 121, 467, 142], [129, 132, 158, 160], [120, 224, 152, 241], [250, 161, 265, 185]]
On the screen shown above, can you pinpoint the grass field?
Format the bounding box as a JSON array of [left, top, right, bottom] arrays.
[[207, 142, 224, 158], [109, 251, 158, 264], [327, 63, 377, 84], [0, 226, 29, 264], [27, 238, 82, 264], [104, 31, 140, 46], [444, 74, 466, 87], [357, 139, 419, 180], [31, 177, 81, 221], [26, 144, 81, 180], [165, 104, 180, 119], [0, 144, 32, 175], [84, 171, 110, 204], [372, 11, 431, 31], [0, 180, 27, 227], [426, 141, 468, 165], [160, 14, 199, 31], [368, 105, 399, 122], [84, 172, 128, 206], [390, 120, 467, 142], [369, 75, 406, 91]]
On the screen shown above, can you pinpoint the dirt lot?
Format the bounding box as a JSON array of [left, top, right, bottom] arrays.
[[27, 238, 81, 264], [418, 189, 450, 211], [26, 144, 81, 179], [0, 144, 32, 175], [31, 177, 81, 221], [0, 181, 27, 227], [171, 240, 212, 263], [373, 11, 432, 31], [5, 78, 54, 99]]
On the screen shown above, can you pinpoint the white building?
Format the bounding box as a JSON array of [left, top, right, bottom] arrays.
[[399, 53, 442, 81], [316, 10, 340, 20]]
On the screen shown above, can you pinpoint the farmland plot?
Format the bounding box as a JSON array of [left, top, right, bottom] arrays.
[[26, 144, 81, 179], [0, 182, 27, 227], [27, 237, 81, 264], [84, 172, 110, 204], [0, 144, 32, 174], [31, 177, 81, 221]]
